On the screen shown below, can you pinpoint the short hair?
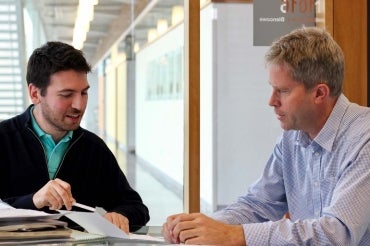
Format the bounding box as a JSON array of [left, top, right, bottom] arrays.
[[26, 41, 92, 96], [265, 27, 344, 97]]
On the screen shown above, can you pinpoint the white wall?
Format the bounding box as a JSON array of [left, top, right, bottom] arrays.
[[211, 3, 282, 207], [135, 26, 184, 183]]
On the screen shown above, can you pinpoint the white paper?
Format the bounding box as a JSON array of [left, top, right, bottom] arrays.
[[129, 233, 164, 242], [62, 211, 128, 239], [0, 208, 64, 221], [0, 200, 12, 210]]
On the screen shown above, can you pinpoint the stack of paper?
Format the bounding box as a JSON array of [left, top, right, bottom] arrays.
[[0, 205, 71, 241], [0, 200, 164, 244]]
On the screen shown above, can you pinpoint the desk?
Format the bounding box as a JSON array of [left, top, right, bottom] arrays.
[[0, 226, 169, 245], [1, 237, 169, 245]]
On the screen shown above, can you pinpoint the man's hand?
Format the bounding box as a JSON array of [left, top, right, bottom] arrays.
[[104, 212, 129, 234], [162, 213, 246, 245], [33, 178, 75, 210]]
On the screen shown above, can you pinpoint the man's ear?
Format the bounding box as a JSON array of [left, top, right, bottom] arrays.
[[314, 83, 330, 103], [28, 84, 41, 104]]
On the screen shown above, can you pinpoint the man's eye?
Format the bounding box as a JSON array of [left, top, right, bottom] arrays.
[[60, 94, 72, 97]]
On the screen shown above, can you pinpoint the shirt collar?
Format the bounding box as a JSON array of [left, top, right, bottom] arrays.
[[297, 94, 349, 152]]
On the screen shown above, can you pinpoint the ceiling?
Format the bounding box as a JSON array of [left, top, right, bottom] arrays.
[[28, 0, 184, 67]]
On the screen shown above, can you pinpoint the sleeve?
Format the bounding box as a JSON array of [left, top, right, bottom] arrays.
[[214, 139, 370, 245], [3, 194, 38, 210], [212, 141, 288, 225]]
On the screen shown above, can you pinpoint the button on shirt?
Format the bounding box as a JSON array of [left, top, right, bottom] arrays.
[[30, 107, 73, 179], [212, 94, 370, 245]]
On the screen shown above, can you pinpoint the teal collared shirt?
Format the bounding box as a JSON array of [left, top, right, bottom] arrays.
[[30, 107, 73, 179]]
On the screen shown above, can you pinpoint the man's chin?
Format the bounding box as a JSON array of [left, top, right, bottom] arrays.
[[280, 123, 291, 131], [64, 123, 80, 131]]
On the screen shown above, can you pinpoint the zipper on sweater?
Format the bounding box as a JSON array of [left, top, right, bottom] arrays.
[[27, 127, 50, 180], [54, 132, 84, 178]]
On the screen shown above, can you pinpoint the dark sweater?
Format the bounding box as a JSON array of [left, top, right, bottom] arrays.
[[0, 105, 150, 228]]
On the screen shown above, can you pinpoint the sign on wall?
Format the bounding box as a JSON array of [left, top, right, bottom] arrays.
[[253, 0, 318, 46]]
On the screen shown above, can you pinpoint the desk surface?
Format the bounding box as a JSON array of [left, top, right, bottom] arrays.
[[0, 237, 169, 245], [0, 226, 169, 245]]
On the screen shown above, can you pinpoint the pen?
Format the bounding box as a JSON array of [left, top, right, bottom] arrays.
[[73, 202, 95, 212]]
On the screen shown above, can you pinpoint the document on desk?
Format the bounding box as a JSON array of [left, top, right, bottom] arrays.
[[0, 199, 67, 222], [0, 208, 64, 221], [62, 211, 164, 242], [61, 210, 129, 239], [0, 200, 12, 210]]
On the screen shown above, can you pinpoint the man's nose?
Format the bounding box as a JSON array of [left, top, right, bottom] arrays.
[[268, 92, 277, 107], [72, 95, 86, 110]]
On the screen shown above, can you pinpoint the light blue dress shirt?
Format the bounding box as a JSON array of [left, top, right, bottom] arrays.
[[212, 94, 370, 245]]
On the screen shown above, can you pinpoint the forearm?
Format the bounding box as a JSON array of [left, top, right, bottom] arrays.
[[3, 193, 38, 210], [243, 217, 351, 245], [212, 195, 287, 225]]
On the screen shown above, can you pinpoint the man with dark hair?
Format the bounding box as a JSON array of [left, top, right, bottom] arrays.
[[0, 41, 149, 233]]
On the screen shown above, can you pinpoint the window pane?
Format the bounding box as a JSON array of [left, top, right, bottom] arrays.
[[96, 0, 185, 226]]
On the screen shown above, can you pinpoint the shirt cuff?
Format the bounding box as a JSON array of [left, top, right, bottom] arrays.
[[243, 221, 273, 245]]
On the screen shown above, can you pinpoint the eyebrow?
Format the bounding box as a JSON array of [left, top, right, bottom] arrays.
[[59, 85, 90, 93], [268, 81, 279, 88]]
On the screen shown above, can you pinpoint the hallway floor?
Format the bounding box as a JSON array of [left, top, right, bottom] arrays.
[[132, 164, 183, 226]]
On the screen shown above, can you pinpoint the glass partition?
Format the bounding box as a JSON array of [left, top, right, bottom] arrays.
[[100, 0, 185, 225]]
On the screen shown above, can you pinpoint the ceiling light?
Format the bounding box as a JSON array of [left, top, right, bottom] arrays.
[[147, 29, 158, 43], [72, 0, 96, 49], [171, 6, 184, 26], [157, 19, 168, 36]]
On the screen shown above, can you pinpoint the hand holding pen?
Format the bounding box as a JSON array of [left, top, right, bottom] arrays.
[[32, 179, 129, 233], [32, 178, 75, 210]]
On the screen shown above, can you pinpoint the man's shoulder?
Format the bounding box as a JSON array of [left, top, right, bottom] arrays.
[[0, 114, 24, 134], [335, 104, 370, 149], [0, 108, 31, 133], [71, 128, 116, 161], [344, 103, 370, 130], [74, 128, 108, 147]]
